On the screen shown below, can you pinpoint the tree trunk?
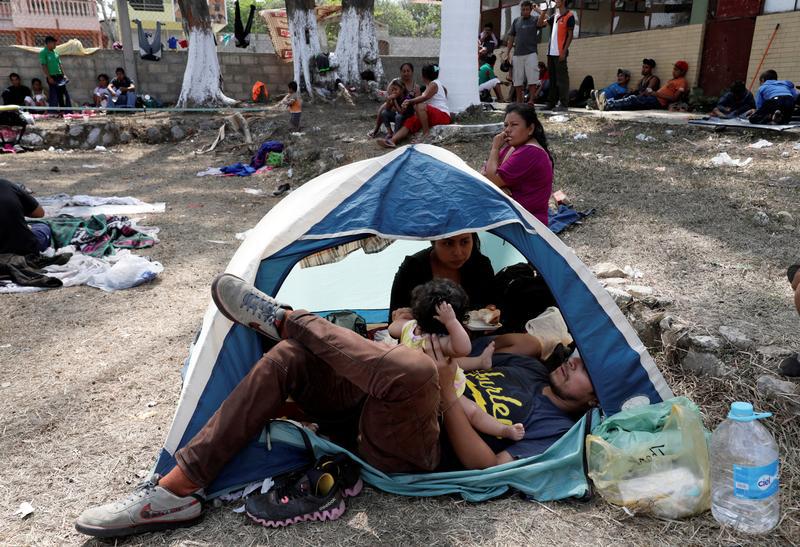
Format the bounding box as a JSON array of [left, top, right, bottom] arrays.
[[438, 0, 479, 113], [285, 0, 322, 101], [97, 0, 116, 43], [175, 0, 236, 107], [334, 0, 383, 87]]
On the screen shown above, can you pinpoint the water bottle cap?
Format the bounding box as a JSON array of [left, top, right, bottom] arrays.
[[728, 401, 772, 422]]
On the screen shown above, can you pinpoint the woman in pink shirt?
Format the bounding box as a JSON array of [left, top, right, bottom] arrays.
[[482, 103, 554, 226]]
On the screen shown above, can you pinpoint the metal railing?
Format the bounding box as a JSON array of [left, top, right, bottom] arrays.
[[12, 0, 97, 19], [0, 1, 12, 18]]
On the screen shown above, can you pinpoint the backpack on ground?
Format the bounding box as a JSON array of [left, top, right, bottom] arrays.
[[493, 262, 557, 334], [324, 310, 368, 338]]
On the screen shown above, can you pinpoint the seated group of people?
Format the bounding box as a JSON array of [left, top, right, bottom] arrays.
[[75, 233, 595, 538], [1, 68, 139, 110], [710, 70, 798, 125], [2, 73, 47, 107], [591, 58, 688, 112]]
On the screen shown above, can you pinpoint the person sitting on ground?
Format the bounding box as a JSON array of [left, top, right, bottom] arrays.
[[93, 74, 112, 108], [535, 61, 550, 102], [710, 80, 755, 119], [399, 62, 422, 99], [0, 178, 50, 255], [745, 70, 798, 125], [27, 78, 47, 107], [479, 54, 505, 102], [599, 60, 688, 112], [108, 67, 137, 109], [75, 272, 597, 538], [482, 103, 554, 226], [2, 73, 32, 107], [591, 68, 630, 107], [368, 78, 407, 139], [568, 74, 594, 108], [377, 64, 450, 147], [389, 279, 525, 442], [780, 264, 800, 377], [479, 22, 499, 56], [630, 58, 660, 98]]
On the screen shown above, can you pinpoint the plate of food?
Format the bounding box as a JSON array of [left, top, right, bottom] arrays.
[[465, 306, 502, 331]]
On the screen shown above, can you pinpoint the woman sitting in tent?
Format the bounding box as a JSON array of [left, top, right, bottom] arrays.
[[389, 233, 495, 322], [482, 103, 554, 226], [377, 64, 451, 148]]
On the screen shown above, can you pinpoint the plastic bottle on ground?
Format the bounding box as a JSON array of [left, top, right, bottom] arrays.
[[710, 402, 780, 534]]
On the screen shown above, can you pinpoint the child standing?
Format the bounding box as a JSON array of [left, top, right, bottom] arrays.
[[388, 279, 525, 442], [285, 81, 302, 130]]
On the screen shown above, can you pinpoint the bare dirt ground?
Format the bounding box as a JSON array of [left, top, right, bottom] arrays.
[[1, 101, 799, 546]]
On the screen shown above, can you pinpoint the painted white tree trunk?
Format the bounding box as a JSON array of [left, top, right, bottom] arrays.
[[439, 0, 480, 113], [177, 29, 236, 107], [287, 3, 322, 100], [334, 2, 384, 86]]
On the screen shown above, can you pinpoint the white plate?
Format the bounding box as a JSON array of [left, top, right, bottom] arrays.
[[465, 320, 502, 331]]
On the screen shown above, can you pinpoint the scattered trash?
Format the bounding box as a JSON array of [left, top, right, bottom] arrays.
[[147, 401, 157, 407], [243, 188, 264, 196], [1, 382, 11, 388], [82, 164, 103, 169], [137, 410, 158, 420], [749, 139, 773, 149], [794, 142, 800, 151], [196, 167, 223, 177], [15, 502, 34, 519], [1, 344, 11, 348], [595, 154, 613, 162], [232, 505, 246, 513], [341, 137, 355, 143], [573, 132, 588, 140], [94, 145, 108, 152], [271, 183, 290, 197], [635, 133, 656, 142], [664, 129, 674, 136], [711, 152, 752, 167], [290, 132, 305, 137], [623, 265, 644, 279], [549, 115, 569, 123], [287, 168, 293, 178], [206, 240, 230, 244], [50, 166, 60, 173]]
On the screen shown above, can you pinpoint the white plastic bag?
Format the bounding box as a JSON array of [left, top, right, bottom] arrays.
[[87, 251, 163, 292]]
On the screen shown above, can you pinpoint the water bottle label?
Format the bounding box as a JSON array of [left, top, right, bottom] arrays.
[[733, 460, 779, 500]]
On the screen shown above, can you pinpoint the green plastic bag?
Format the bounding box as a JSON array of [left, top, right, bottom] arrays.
[[267, 151, 284, 167], [586, 397, 711, 518]]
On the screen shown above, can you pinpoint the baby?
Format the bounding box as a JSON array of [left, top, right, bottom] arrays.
[[389, 279, 524, 441]]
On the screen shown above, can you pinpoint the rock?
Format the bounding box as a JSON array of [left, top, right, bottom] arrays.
[[719, 326, 753, 350], [86, 127, 101, 147], [198, 119, 218, 131], [757, 346, 794, 359], [606, 286, 632, 306], [756, 375, 798, 403], [102, 132, 114, 146], [660, 315, 690, 364], [68, 124, 84, 137], [170, 125, 186, 141], [627, 285, 654, 298], [119, 131, 132, 144], [20, 132, 43, 147], [594, 262, 627, 278], [752, 211, 770, 226], [429, 123, 503, 144], [774, 211, 795, 230], [688, 334, 723, 352], [600, 277, 628, 286], [145, 126, 162, 144], [682, 350, 730, 377], [627, 304, 665, 347]]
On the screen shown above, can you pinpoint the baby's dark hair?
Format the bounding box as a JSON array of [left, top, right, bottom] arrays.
[[410, 279, 469, 335]]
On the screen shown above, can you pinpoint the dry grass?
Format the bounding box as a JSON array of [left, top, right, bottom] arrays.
[[0, 104, 798, 546]]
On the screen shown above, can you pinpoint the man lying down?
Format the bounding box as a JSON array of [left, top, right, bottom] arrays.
[[75, 274, 598, 538]]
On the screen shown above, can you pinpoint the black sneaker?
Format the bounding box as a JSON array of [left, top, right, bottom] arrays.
[[315, 454, 363, 498], [779, 353, 800, 377], [245, 468, 345, 527]]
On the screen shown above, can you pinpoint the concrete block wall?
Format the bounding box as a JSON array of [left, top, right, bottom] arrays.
[[381, 56, 439, 84], [746, 11, 800, 87], [560, 24, 705, 91]]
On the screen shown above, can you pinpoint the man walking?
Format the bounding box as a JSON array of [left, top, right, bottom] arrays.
[[39, 36, 71, 113], [545, 0, 575, 112], [507, 0, 547, 105]]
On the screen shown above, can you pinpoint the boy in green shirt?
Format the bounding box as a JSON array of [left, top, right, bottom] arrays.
[[39, 36, 71, 112], [478, 54, 505, 102]]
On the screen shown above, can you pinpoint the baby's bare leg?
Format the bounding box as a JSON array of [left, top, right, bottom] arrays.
[[458, 397, 525, 441], [456, 341, 495, 371]]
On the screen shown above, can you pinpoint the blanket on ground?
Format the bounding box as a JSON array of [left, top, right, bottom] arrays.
[[31, 215, 157, 257], [548, 204, 595, 234], [0, 253, 71, 288]]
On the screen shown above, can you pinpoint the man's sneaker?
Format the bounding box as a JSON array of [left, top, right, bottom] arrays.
[[211, 273, 291, 340], [245, 467, 346, 527], [597, 91, 607, 112], [74, 476, 204, 538], [315, 453, 363, 498], [779, 353, 800, 377]]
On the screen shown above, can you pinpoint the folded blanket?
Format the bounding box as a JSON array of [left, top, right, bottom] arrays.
[[31, 214, 157, 257]]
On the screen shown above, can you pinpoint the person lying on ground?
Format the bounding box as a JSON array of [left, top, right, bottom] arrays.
[[710, 80, 755, 119], [108, 67, 137, 109], [74, 273, 597, 538], [2, 73, 32, 107], [482, 103, 554, 226], [0, 178, 49, 255], [590, 68, 630, 107], [399, 62, 422, 99], [780, 265, 800, 377], [744, 70, 798, 125], [479, 54, 506, 103], [377, 64, 450, 147], [598, 60, 688, 112], [93, 74, 112, 108], [630, 58, 660, 98], [389, 233, 496, 323], [368, 78, 407, 139], [27, 78, 47, 107], [389, 279, 526, 442]]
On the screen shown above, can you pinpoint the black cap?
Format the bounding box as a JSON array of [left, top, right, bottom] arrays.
[[642, 58, 656, 68]]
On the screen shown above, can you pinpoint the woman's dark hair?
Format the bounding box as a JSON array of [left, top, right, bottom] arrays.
[[400, 62, 414, 72], [421, 64, 439, 82], [505, 103, 554, 167], [31, 77, 41, 86], [97, 73, 109, 82], [410, 279, 470, 336]]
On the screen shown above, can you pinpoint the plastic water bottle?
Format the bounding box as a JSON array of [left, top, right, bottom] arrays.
[[710, 402, 780, 533]]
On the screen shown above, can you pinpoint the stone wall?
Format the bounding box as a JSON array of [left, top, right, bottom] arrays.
[[0, 47, 294, 105]]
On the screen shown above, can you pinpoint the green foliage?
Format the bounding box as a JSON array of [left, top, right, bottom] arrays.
[[375, 0, 440, 37]]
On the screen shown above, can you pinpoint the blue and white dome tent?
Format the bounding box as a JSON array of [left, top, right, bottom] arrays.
[[153, 145, 673, 502]]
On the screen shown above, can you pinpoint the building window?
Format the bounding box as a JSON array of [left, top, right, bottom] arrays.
[[763, 0, 800, 12], [129, 0, 166, 12], [576, 0, 692, 37]]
